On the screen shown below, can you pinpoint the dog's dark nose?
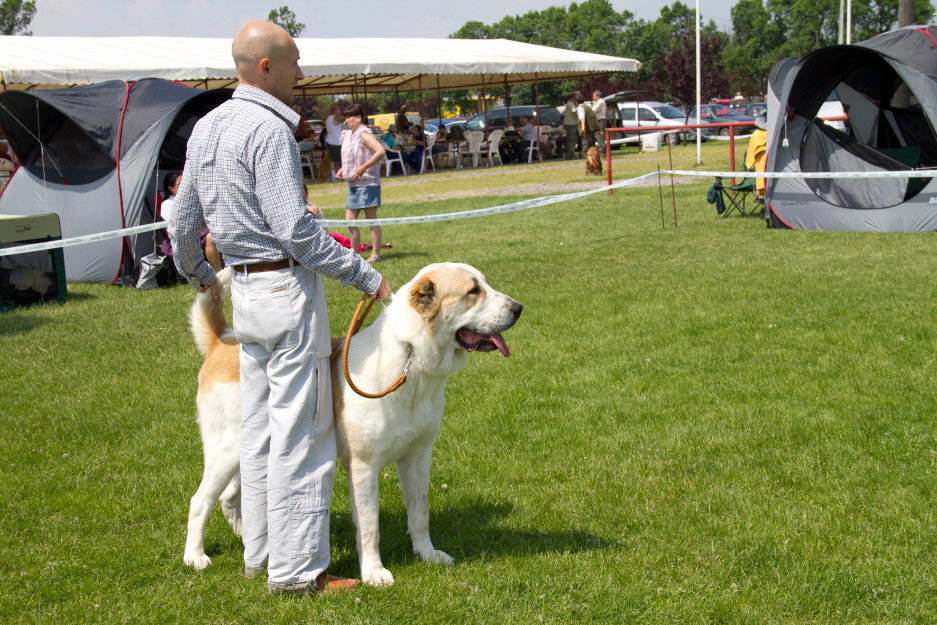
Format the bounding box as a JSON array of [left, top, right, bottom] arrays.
[[511, 301, 523, 318]]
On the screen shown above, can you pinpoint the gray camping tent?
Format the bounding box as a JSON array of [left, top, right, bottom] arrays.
[[765, 25, 937, 231], [0, 79, 231, 282]]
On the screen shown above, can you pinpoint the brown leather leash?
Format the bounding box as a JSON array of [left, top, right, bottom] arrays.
[[330, 293, 411, 399]]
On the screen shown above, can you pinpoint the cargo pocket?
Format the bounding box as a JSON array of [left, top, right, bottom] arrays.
[[289, 491, 328, 560]]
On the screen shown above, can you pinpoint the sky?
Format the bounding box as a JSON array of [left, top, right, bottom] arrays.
[[29, 0, 738, 39]]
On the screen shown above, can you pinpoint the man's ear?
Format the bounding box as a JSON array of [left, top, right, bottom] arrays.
[[409, 276, 437, 316]]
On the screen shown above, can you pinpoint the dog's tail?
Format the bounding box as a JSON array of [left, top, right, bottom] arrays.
[[189, 266, 236, 356]]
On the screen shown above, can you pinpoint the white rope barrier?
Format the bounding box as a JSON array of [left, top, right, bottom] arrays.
[[663, 169, 935, 179], [4, 167, 931, 259], [0, 172, 660, 258]]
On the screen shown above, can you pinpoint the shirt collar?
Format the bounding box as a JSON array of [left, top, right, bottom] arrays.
[[233, 84, 300, 131]]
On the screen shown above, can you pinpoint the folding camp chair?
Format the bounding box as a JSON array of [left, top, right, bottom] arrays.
[[707, 168, 762, 217]]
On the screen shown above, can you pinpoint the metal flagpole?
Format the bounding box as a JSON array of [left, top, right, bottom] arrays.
[[695, 0, 701, 164]]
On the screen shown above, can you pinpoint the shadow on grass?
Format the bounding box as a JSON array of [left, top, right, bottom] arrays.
[[0, 313, 48, 334], [198, 499, 603, 577], [329, 499, 603, 573]]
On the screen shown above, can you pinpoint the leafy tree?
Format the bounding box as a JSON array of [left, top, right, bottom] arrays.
[[723, 0, 786, 95], [647, 31, 730, 111], [450, 0, 646, 105], [267, 6, 305, 37], [722, 0, 935, 97], [0, 0, 36, 36]]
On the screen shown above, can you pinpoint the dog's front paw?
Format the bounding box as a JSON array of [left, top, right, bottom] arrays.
[[362, 567, 395, 586], [184, 551, 212, 570], [418, 548, 454, 567]]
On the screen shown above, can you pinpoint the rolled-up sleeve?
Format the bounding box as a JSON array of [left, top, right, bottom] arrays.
[[253, 122, 381, 294], [170, 159, 215, 289]]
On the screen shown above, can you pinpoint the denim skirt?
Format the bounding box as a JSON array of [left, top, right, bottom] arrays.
[[346, 184, 381, 209]]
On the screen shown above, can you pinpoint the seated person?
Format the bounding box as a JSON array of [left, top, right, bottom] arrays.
[[404, 125, 427, 172], [381, 125, 399, 148], [381, 126, 405, 176], [512, 116, 539, 163], [161, 171, 221, 271], [431, 122, 448, 154]]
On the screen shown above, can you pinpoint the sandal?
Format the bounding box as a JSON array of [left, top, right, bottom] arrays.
[[366, 256, 383, 263]]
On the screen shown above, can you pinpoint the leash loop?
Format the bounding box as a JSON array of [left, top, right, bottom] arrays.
[[332, 293, 409, 399]]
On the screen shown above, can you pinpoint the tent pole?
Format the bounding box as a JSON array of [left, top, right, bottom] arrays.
[[535, 72, 541, 161], [482, 74, 489, 167], [436, 74, 442, 123], [418, 75, 425, 126], [504, 74, 510, 116], [363, 76, 368, 116]]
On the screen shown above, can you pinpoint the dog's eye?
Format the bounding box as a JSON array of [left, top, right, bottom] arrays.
[[468, 284, 481, 296]]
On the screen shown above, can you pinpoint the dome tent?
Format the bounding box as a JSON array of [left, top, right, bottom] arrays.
[[765, 25, 937, 231], [0, 79, 231, 282]]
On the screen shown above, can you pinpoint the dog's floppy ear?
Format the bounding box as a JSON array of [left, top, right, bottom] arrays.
[[409, 276, 437, 316]]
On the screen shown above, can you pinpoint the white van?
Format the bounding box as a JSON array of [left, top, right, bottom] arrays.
[[613, 100, 698, 145]]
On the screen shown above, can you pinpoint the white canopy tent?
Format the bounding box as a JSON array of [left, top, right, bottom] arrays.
[[0, 36, 640, 93]]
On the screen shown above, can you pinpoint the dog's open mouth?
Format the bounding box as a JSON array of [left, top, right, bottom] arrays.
[[457, 328, 510, 357]]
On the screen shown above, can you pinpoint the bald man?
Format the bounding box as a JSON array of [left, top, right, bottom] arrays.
[[171, 21, 389, 595]]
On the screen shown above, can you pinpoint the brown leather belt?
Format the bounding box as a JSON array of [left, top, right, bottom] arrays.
[[231, 258, 292, 274]]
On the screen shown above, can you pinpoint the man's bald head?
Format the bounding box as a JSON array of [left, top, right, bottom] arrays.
[[231, 21, 302, 105], [232, 21, 295, 83]]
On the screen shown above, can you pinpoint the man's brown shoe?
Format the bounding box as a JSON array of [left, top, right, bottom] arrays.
[[269, 571, 360, 596], [316, 572, 360, 594]]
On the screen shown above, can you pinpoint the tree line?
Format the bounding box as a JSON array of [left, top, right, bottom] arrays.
[[449, 0, 935, 109]]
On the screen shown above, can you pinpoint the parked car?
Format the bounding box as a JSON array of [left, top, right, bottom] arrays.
[[613, 100, 700, 144], [464, 105, 563, 131], [735, 102, 766, 117], [689, 104, 755, 136]]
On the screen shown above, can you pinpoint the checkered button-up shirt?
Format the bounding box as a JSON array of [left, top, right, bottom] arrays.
[[170, 85, 380, 294]]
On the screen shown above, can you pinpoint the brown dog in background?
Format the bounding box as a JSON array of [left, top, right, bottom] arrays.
[[585, 146, 602, 175]]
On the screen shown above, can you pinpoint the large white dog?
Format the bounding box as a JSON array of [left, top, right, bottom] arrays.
[[182, 263, 522, 586]]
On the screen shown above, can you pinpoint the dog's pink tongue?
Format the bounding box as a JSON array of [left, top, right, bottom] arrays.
[[459, 329, 511, 357], [489, 333, 510, 358]]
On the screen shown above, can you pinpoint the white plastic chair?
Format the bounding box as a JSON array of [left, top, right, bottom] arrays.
[[383, 141, 407, 177], [420, 132, 437, 174], [526, 128, 546, 163], [480, 129, 504, 166], [461, 131, 485, 168], [300, 151, 316, 178]]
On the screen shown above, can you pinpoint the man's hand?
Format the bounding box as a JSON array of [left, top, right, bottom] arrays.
[[371, 276, 391, 301], [197, 280, 220, 301]]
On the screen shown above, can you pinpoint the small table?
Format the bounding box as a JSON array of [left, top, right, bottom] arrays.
[[434, 140, 466, 168]]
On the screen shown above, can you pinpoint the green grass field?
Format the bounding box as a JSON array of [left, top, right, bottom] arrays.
[[2, 144, 936, 623]]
